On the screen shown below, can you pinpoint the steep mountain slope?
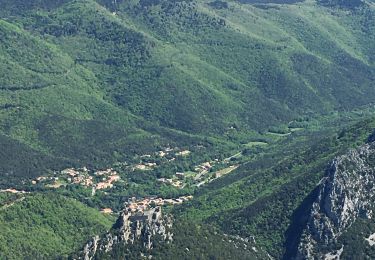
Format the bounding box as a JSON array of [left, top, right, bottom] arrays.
[[176, 118, 375, 258], [0, 0, 373, 184], [297, 141, 375, 259], [0, 0, 374, 258], [0, 193, 112, 259], [0, 133, 70, 186], [65, 116, 375, 260], [0, 18, 144, 175], [74, 205, 266, 259], [0, 16, 208, 181]]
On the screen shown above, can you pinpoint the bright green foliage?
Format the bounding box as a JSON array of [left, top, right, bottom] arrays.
[[0, 193, 112, 259], [178, 118, 375, 258], [0, 0, 373, 183], [0, 0, 374, 258], [89, 220, 265, 259]]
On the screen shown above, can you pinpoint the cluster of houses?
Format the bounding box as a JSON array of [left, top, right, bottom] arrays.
[[194, 161, 214, 173], [31, 176, 61, 187], [155, 160, 218, 189], [133, 162, 157, 171], [157, 178, 183, 188], [176, 150, 191, 156], [132, 147, 192, 172], [156, 147, 174, 157], [28, 146, 194, 191], [28, 144, 239, 194], [93, 169, 121, 190], [61, 167, 93, 186], [30, 167, 121, 191], [156, 156, 237, 189], [124, 195, 193, 213], [99, 195, 194, 215]]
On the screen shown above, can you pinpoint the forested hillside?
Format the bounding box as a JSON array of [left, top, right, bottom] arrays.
[[0, 0, 374, 259], [177, 118, 375, 258], [0, 193, 112, 259], [0, 0, 373, 180]]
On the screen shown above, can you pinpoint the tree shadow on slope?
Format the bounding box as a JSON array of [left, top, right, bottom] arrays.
[[282, 185, 321, 260]]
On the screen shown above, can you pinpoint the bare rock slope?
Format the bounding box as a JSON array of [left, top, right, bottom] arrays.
[[78, 206, 173, 260], [297, 142, 375, 259]]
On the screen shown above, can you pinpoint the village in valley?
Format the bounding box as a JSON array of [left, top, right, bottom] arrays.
[[6, 144, 244, 215]]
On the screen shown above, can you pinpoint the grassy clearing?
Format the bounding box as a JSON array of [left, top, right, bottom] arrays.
[[244, 141, 269, 147]]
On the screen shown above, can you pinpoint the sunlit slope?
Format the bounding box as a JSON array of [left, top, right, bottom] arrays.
[[0, 0, 373, 177], [0, 193, 112, 259], [57, 0, 374, 132], [0, 18, 198, 179]]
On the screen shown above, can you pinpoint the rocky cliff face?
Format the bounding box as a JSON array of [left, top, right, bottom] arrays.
[[297, 142, 375, 259], [78, 206, 173, 260]]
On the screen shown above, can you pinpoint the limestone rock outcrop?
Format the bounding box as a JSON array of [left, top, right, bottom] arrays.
[[297, 142, 375, 259], [78, 206, 173, 260]]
